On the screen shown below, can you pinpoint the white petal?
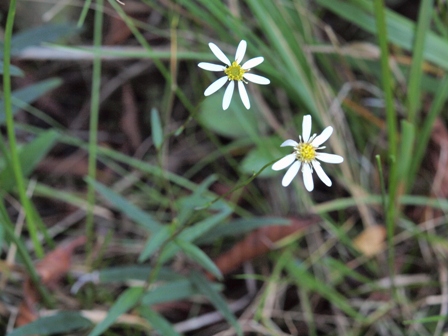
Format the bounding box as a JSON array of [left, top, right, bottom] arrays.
[[272, 153, 296, 171], [238, 81, 250, 109], [204, 76, 228, 96], [242, 56, 264, 69], [312, 160, 332, 187], [302, 115, 312, 143], [222, 80, 234, 110], [243, 73, 270, 85], [281, 139, 298, 147], [312, 126, 333, 147], [209, 43, 231, 66], [302, 164, 314, 191], [198, 62, 226, 72], [282, 161, 301, 187], [316, 153, 344, 164], [235, 40, 247, 64]]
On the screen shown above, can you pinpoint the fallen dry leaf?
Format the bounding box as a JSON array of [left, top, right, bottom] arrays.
[[210, 216, 319, 279], [120, 83, 142, 151], [353, 225, 386, 257], [16, 236, 86, 327], [429, 118, 448, 199]]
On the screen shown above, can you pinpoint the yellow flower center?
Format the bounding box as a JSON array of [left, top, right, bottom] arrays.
[[295, 143, 316, 163], [224, 61, 246, 81]]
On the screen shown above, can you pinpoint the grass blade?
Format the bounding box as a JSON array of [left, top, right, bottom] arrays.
[[140, 307, 181, 336], [85, 0, 104, 261], [0, 130, 59, 191], [190, 271, 242, 336], [284, 256, 365, 321], [406, 0, 434, 123], [176, 239, 223, 280], [2, 0, 44, 259], [87, 178, 162, 232], [87, 287, 144, 336], [7, 312, 92, 336], [151, 107, 163, 150]]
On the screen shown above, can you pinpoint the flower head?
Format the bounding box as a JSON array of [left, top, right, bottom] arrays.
[[198, 40, 270, 110], [272, 115, 344, 191]]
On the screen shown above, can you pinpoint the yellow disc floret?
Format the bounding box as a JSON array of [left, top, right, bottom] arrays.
[[295, 143, 316, 163], [224, 61, 246, 81]]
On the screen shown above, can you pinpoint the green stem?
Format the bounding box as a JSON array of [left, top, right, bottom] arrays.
[[406, 0, 434, 124], [3, 0, 44, 258], [408, 75, 448, 190], [373, 0, 398, 299], [86, 0, 104, 261], [375, 155, 387, 212], [77, 0, 93, 27]]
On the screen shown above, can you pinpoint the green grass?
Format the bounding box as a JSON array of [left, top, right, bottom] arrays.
[[2, 0, 448, 335]]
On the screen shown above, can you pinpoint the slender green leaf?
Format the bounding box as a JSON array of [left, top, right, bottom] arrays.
[[285, 257, 365, 321], [138, 226, 170, 262], [408, 75, 448, 189], [198, 217, 291, 244], [139, 307, 181, 336], [87, 178, 162, 233], [176, 239, 222, 280], [150, 108, 163, 149], [190, 271, 242, 336], [87, 287, 144, 336], [7, 312, 92, 336], [0, 130, 59, 192], [0, 223, 3, 251], [317, 0, 448, 70], [160, 207, 232, 263], [142, 279, 196, 305], [323, 257, 372, 285], [0, 23, 79, 55], [0, 78, 62, 124], [0, 62, 23, 76], [403, 315, 448, 325], [98, 265, 182, 283], [246, 0, 317, 114], [175, 175, 220, 226], [406, 0, 434, 122], [397, 120, 415, 187]]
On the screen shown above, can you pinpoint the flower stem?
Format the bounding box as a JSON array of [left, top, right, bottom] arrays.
[[3, 0, 53, 306], [374, 0, 399, 302], [85, 0, 104, 261], [3, 0, 44, 258]]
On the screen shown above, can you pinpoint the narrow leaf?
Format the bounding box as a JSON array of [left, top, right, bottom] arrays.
[[0, 130, 59, 192], [150, 108, 163, 149], [285, 257, 365, 321], [190, 271, 242, 336], [197, 217, 290, 244], [160, 207, 232, 263], [7, 24, 79, 55], [138, 226, 170, 262], [98, 265, 182, 283], [139, 307, 181, 336], [177, 240, 223, 280], [7, 312, 92, 336], [0, 62, 23, 77], [87, 287, 144, 336], [141, 279, 195, 305], [87, 178, 162, 233], [0, 78, 62, 124]]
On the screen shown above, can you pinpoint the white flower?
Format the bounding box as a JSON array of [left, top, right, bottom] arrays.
[[272, 115, 344, 191], [198, 40, 270, 110]]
